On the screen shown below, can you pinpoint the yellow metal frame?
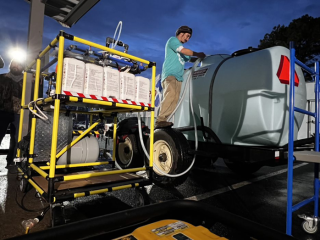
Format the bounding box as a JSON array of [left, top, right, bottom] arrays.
[[18, 31, 156, 203]]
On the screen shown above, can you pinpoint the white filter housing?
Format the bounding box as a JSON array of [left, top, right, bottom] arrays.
[[103, 67, 120, 99], [84, 63, 104, 96], [62, 58, 85, 93], [120, 72, 135, 101], [57, 136, 99, 165], [135, 76, 150, 103]]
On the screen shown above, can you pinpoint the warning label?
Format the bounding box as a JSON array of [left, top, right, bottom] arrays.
[[192, 68, 208, 79], [152, 221, 188, 236]]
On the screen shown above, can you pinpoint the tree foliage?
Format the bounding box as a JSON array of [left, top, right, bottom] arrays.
[[259, 14, 320, 65]]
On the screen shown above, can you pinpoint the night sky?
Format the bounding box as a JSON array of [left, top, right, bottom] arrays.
[[0, 0, 319, 77]]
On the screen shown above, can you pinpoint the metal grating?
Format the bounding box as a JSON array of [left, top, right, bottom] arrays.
[[34, 112, 73, 162]]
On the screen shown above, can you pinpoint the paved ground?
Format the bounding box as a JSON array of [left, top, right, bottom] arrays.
[[1, 134, 320, 239]]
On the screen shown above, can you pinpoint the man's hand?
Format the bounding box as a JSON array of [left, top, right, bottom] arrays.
[[180, 48, 206, 59], [194, 52, 206, 59]]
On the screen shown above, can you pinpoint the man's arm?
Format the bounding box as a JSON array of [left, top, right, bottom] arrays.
[[180, 48, 206, 59]]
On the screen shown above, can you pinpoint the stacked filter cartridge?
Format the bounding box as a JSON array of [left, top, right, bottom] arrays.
[[84, 63, 104, 96], [61, 57, 150, 104]]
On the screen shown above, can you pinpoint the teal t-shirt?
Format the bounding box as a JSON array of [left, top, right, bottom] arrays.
[[161, 37, 190, 82]]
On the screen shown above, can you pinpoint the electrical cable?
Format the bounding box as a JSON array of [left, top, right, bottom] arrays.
[[14, 184, 49, 212], [27, 98, 49, 121]]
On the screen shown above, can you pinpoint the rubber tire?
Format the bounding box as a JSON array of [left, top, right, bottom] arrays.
[[145, 128, 192, 187], [134, 187, 150, 207], [116, 134, 143, 169], [224, 159, 262, 175]]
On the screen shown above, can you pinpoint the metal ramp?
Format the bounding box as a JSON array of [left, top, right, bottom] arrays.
[[287, 41, 320, 235]]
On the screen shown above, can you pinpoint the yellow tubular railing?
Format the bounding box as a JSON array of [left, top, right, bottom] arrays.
[[40, 161, 110, 170], [26, 38, 58, 71], [26, 175, 45, 195], [49, 35, 65, 178], [73, 36, 150, 65], [113, 117, 117, 161], [67, 97, 149, 110], [56, 120, 101, 159], [149, 65, 156, 167], [73, 183, 139, 198], [17, 72, 28, 157], [17, 168, 45, 195], [30, 163, 49, 179], [64, 167, 146, 181], [28, 59, 42, 164], [36, 97, 53, 105]]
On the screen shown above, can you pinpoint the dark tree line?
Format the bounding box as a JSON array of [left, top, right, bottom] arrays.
[[259, 14, 320, 66]]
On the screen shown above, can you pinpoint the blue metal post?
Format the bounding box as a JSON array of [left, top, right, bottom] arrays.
[[286, 41, 295, 235]]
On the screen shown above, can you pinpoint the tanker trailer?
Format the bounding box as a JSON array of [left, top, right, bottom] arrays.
[[116, 46, 307, 187]]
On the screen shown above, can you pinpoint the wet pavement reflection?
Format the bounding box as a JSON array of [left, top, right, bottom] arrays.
[[0, 135, 320, 240]]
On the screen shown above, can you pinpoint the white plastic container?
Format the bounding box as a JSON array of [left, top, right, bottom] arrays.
[[120, 72, 135, 101], [57, 136, 100, 165], [103, 67, 120, 99], [84, 63, 104, 96], [135, 76, 150, 103], [61, 57, 85, 93]]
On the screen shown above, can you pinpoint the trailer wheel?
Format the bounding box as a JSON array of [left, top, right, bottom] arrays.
[[145, 128, 192, 187], [224, 159, 262, 175], [116, 134, 143, 168]]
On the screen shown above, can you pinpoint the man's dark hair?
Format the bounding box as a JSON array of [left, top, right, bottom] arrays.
[[176, 26, 192, 37]]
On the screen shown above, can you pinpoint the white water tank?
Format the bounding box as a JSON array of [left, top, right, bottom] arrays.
[[57, 136, 100, 165], [135, 76, 150, 103], [120, 72, 135, 101], [174, 46, 307, 147], [61, 58, 85, 93], [84, 63, 104, 96], [103, 67, 120, 99]]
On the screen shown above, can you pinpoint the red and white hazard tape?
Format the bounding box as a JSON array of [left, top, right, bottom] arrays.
[[63, 91, 151, 107]]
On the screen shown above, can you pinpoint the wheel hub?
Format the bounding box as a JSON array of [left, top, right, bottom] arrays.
[[118, 137, 133, 165], [159, 153, 167, 162], [153, 140, 173, 175]]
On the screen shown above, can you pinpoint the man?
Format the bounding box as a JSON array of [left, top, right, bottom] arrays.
[[0, 60, 24, 168], [155, 26, 206, 128]]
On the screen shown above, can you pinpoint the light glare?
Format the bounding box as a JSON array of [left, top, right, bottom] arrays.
[[9, 48, 26, 63]]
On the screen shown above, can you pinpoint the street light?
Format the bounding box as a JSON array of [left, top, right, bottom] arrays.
[[8, 48, 27, 63]]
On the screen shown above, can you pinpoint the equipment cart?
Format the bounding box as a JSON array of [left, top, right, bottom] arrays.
[[16, 31, 156, 222]]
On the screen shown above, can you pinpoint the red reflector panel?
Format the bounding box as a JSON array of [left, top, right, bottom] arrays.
[[277, 55, 299, 87]]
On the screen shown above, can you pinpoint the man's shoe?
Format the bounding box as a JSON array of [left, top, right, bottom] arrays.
[[155, 121, 173, 129]]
